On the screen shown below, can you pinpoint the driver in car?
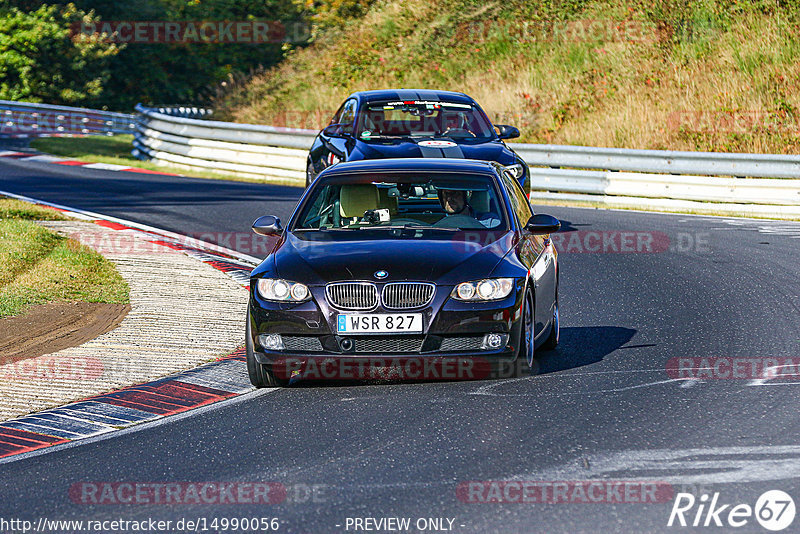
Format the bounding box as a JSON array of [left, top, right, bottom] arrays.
[[438, 189, 474, 217], [438, 188, 500, 228]]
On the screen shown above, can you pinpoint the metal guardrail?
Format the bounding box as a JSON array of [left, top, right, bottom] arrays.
[[0, 100, 136, 137], [148, 106, 214, 119], [514, 143, 800, 180], [133, 104, 315, 183], [132, 104, 800, 217]]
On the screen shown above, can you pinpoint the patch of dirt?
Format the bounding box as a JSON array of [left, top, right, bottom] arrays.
[[0, 302, 129, 363]]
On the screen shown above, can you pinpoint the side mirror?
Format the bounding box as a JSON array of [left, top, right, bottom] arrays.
[[495, 124, 520, 140], [252, 215, 282, 236], [322, 123, 353, 138], [525, 214, 560, 235]]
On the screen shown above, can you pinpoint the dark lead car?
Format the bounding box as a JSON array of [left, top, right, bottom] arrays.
[[306, 89, 530, 192], [247, 159, 560, 386]]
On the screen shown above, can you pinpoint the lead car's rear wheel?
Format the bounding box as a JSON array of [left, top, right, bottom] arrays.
[[246, 311, 289, 388]]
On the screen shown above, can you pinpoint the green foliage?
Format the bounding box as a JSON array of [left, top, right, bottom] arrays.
[[0, 2, 120, 104], [0, 0, 307, 110], [80, 0, 306, 109]]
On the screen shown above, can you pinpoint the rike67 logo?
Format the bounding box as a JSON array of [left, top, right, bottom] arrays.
[[668, 490, 796, 531]]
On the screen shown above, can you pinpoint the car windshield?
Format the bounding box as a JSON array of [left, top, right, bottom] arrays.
[[356, 101, 496, 141], [294, 173, 507, 232]]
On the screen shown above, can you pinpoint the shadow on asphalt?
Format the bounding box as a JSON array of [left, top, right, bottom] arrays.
[[533, 325, 637, 376], [276, 326, 637, 389]]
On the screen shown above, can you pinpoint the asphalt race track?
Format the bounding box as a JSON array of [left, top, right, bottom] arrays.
[[2, 156, 800, 533]]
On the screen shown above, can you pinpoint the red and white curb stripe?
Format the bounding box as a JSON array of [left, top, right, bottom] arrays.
[[0, 150, 180, 176], [0, 349, 257, 460], [0, 192, 269, 461]]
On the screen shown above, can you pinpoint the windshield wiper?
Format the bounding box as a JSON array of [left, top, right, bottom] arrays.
[[401, 225, 459, 231], [294, 227, 353, 232]]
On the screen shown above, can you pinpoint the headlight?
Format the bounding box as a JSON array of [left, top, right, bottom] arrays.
[[451, 278, 514, 301], [504, 163, 525, 180], [257, 278, 311, 302]]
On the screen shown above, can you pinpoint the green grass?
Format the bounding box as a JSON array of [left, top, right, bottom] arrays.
[[29, 135, 300, 186], [0, 198, 68, 221], [0, 198, 129, 318], [30, 135, 136, 161]]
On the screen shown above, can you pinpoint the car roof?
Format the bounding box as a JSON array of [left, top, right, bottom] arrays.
[[318, 158, 498, 177], [348, 89, 476, 106]]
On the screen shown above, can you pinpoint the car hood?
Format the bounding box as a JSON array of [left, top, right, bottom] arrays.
[[272, 230, 515, 286], [352, 138, 514, 164]]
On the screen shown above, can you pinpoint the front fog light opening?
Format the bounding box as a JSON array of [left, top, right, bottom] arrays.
[[482, 333, 508, 350], [259, 333, 285, 351]]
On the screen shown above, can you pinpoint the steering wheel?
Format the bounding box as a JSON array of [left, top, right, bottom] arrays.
[[433, 214, 485, 229], [389, 218, 425, 226], [440, 127, 476, 138]]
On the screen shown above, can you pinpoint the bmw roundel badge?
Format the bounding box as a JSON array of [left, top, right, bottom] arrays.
[[374, 270, 388, 279]]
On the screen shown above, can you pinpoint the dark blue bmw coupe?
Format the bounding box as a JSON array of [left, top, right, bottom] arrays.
[[247, 158, 560, 387], [305, 89, 529, 192]]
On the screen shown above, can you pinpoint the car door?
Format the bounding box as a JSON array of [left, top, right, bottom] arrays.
[[501, 170, 553, 338]]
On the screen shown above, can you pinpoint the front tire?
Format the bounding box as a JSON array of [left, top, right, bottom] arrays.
[[542, 289, 559, 350], [520, 287, 535, 367], [494, 286, 535, 379], [246, 311, 288, 387]]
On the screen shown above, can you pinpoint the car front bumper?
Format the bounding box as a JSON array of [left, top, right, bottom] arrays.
[[247, 283, 525, 380]]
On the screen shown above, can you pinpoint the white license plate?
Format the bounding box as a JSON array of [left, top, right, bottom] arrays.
[[337, 313, 423, 334]]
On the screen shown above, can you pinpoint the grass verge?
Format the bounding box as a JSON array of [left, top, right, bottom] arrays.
[[0, 198, 129, 318]]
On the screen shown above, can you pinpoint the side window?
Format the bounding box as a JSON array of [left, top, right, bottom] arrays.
[[329, 101, 346, 125], [501, 170, 532, 225], [339, 99, 357, 126]]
